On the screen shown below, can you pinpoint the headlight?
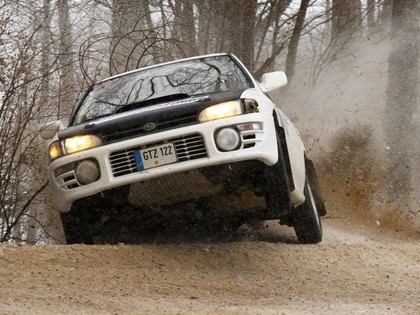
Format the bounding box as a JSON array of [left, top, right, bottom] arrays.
[[48, 135, 103, 160], [49, 141, 63, 160], [64, 135, 103, 154], [198, 100, 243, 122]]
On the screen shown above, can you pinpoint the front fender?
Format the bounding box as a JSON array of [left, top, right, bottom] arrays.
[[274, 108, 306, 206]]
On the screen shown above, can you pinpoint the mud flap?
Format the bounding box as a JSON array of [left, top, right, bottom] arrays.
[[263, 135, 292, 218], [305, 159, 327, 216]]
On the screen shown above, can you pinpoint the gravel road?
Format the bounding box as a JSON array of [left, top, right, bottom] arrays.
[[0, 215, 418, 315]]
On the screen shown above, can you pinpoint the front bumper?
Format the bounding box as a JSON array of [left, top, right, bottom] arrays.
[[48, 113, 279, 212]]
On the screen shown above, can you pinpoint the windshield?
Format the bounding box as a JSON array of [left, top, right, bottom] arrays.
[[73, 55, 253, 124]]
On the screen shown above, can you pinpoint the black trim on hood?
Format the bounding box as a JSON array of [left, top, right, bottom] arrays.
[[58, 89, 245, 140]]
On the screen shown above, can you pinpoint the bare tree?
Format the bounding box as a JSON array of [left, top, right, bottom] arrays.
[[0, 2, 65, 243]]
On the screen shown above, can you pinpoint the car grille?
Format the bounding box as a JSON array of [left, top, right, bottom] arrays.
[[109, 134, 207, 177], [102, 114, 197, 143]]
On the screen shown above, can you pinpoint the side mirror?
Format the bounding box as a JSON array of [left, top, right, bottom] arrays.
[[40, 120, 64, 140], [259, 71, 288, 92]]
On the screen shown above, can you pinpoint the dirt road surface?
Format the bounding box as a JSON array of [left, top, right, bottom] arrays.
[[0, 214, 419, 315]]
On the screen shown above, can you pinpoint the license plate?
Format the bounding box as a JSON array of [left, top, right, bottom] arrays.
[[134, 143, 177, 171]]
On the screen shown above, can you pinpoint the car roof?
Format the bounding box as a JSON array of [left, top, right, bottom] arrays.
[[98, 53, 231, 84]]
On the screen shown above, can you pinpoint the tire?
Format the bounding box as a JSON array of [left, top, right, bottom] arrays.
[[60, 203, 94, 245], [293, 178, 323, 244], [305, 159, 327, 216]]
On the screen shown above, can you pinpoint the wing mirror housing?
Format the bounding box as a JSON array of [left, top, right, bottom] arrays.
[[40, 120, 64, 140], [259, 71, 288, 92]]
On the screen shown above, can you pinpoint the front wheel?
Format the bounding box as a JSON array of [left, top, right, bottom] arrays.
[[60, 203, 94, 245], [293, 178, 323, 244]]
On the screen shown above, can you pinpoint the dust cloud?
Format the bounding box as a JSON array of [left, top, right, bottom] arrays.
[[273, 32, 419, 235]]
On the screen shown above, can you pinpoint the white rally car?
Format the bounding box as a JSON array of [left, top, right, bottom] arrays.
[[41, 53, 326, 244]]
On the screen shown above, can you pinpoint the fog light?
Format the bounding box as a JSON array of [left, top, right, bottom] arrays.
[[75, 160, 100, 185], [215, 128, 241, 151]]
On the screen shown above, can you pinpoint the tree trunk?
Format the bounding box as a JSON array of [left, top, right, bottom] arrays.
[[110, 0, 148, 74], [379, 0, 393, 23], [196, 1, 211, 54], [57, 0, 76, 120], [40, 0, 51, 109], [331, 0, 362, 43], [254, 0, 293, 79], [182, 0, 196, 56], [238, 0, 258, 71], [194, 0, 257, 69], [384, 0, 418, 205], [27, 0, 53, 244], [367, 0, 376, 29], [285, 0, 310, 81]]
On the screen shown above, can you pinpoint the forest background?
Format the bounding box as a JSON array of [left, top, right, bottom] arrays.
[[0, 0, 418, 243]]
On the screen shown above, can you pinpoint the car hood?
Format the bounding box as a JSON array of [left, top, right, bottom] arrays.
[[58, 89, 245, 141]]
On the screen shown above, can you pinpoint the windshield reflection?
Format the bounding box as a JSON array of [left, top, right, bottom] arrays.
[[74, 55, 252, 124]]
